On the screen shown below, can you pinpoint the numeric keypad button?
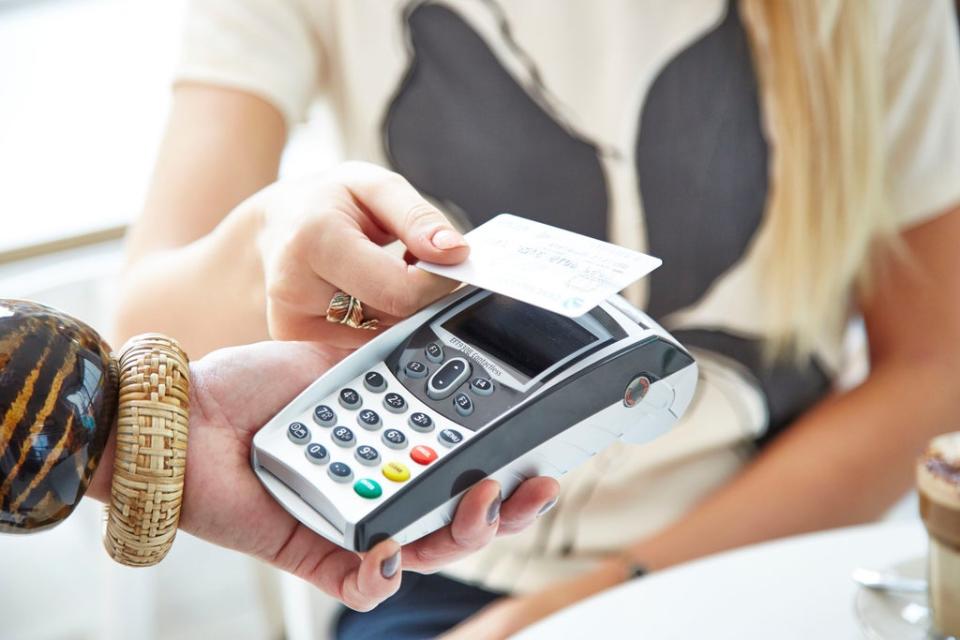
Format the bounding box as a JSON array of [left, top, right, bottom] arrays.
[[363, 371, 387, 393], [383, 392, 407, 414], [304, 442, 329, 465], [354, 445, 381, 466], [439, 428, 463, 448], [287, 422, 310, 444], [408, 412, 434, 433], [339, 388, 362, 410], [313, 405, 337, 427], [332, 426, 356, 447], [425, 342, 444, 363], [381, 429, 408, 449], [453, 393, 474, 417], [357, 409, 382, 430], [328, 462, 353, 483], [469, 377, 494, 396]]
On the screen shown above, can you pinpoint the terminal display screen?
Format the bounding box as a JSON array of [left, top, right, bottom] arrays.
[[441, 294, 602, 379]]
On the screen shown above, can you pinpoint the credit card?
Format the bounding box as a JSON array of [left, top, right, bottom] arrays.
[[417, 214, 661, 317]]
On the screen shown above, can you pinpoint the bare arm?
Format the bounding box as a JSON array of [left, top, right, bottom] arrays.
[[448, 206, 960, 637], [114, 84, 287, 354], [115, 84, 468, 357], [625, 206, 960, 569]]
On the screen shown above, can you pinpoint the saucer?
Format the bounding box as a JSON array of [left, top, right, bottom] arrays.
[[854, 556, 955, 640]]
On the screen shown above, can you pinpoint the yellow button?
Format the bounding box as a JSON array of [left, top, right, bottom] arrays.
[[382, 461, 411, 482]]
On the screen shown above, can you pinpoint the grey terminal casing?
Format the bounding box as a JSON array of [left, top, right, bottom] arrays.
[[252, 287, 698, 551]]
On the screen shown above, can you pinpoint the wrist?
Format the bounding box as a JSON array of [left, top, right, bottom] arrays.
[[87, 361, 202, 511], [233, 191, 270, 294], [102, 334, 191, 566], [231, 181, 275, 257], [595, 558, 640, 588], [522, 560, 634, 624], [547, 561, 632, 605], [86, 429, 116, 503], [591, 550, 652, 591]]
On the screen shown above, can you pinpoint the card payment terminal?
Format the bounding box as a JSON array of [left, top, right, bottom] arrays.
[[252, 287, 698, 551]]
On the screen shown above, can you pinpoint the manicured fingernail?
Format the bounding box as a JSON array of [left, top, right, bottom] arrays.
[[537, 498, 558, 517], [380, 551, 401, 579], [486, 493, 502, 525], [431, 228, 467, 250]]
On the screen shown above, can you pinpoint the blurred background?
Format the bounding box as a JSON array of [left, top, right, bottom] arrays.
[[0, 1, 927, 638], [0, 0, 340, 638]]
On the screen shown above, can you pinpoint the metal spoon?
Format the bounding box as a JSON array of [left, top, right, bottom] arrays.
[[853, 567, 928, 594]]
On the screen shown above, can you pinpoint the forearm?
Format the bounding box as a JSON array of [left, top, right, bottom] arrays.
[[519, 353, 960, 609], [114, 85, 286, 355], [113, 204, 267, 356], [86, 356, 204, 506], [629, 352, 960, 571], [479, 211, 960, 634]]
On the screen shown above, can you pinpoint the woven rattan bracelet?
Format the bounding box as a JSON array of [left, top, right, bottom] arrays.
[[103, 333, 190, 567]]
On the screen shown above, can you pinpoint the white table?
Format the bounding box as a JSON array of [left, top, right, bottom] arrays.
[[516, 522, 927, 640]]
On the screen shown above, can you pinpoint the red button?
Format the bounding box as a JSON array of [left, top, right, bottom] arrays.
[[410, 445, 438, 465]]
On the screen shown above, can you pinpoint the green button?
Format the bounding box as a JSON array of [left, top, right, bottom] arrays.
[[353, 478, 383, 499]]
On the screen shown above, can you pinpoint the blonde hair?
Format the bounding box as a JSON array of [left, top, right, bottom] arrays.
[[740, 0, 897, 359]]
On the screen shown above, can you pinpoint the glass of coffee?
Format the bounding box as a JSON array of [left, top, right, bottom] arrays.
[[918, 432, 960, 638]]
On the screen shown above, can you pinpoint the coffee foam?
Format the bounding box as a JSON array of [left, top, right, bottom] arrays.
[[931, 432, 960, 465], [918, 432, 960, 509]]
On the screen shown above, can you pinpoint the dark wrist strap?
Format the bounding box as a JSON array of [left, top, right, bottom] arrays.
[[615, 551, 650, 581], [625, 560, 650, 580]]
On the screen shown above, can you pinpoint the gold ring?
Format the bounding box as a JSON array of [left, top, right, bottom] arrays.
[[326, 291, 379, 330]]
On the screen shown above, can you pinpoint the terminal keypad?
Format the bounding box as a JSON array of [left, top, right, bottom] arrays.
[[283, 365, 476, 510]]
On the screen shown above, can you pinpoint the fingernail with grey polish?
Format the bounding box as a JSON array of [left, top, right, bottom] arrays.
[[538, 498, 559, 517], [380, 551, 401, 579], [486, 493, 502, 525]]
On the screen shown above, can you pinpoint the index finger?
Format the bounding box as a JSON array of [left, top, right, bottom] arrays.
[[310, 219, 460, 318], [400, 479, 502, 574], [397, 476, 559, 574], [333, 162, 470, 265]]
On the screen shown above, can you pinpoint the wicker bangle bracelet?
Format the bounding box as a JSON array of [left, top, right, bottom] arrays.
[[103, 333, 190, 567]]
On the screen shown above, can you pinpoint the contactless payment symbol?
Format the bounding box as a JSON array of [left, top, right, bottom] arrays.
[[566, 275, 604, 292]]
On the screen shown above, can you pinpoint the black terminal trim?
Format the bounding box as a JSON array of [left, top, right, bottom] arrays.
[[353, 335, 694, 550], [384, 291, 628, 431]]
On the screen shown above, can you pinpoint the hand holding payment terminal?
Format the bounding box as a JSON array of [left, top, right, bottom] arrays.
[[252, 287, 698, 551]]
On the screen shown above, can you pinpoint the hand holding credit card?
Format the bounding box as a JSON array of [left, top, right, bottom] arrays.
[[416, 214, 661, 317]]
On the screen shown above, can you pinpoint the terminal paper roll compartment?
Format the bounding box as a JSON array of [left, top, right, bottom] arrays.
[[252, 287, 698, 551]]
